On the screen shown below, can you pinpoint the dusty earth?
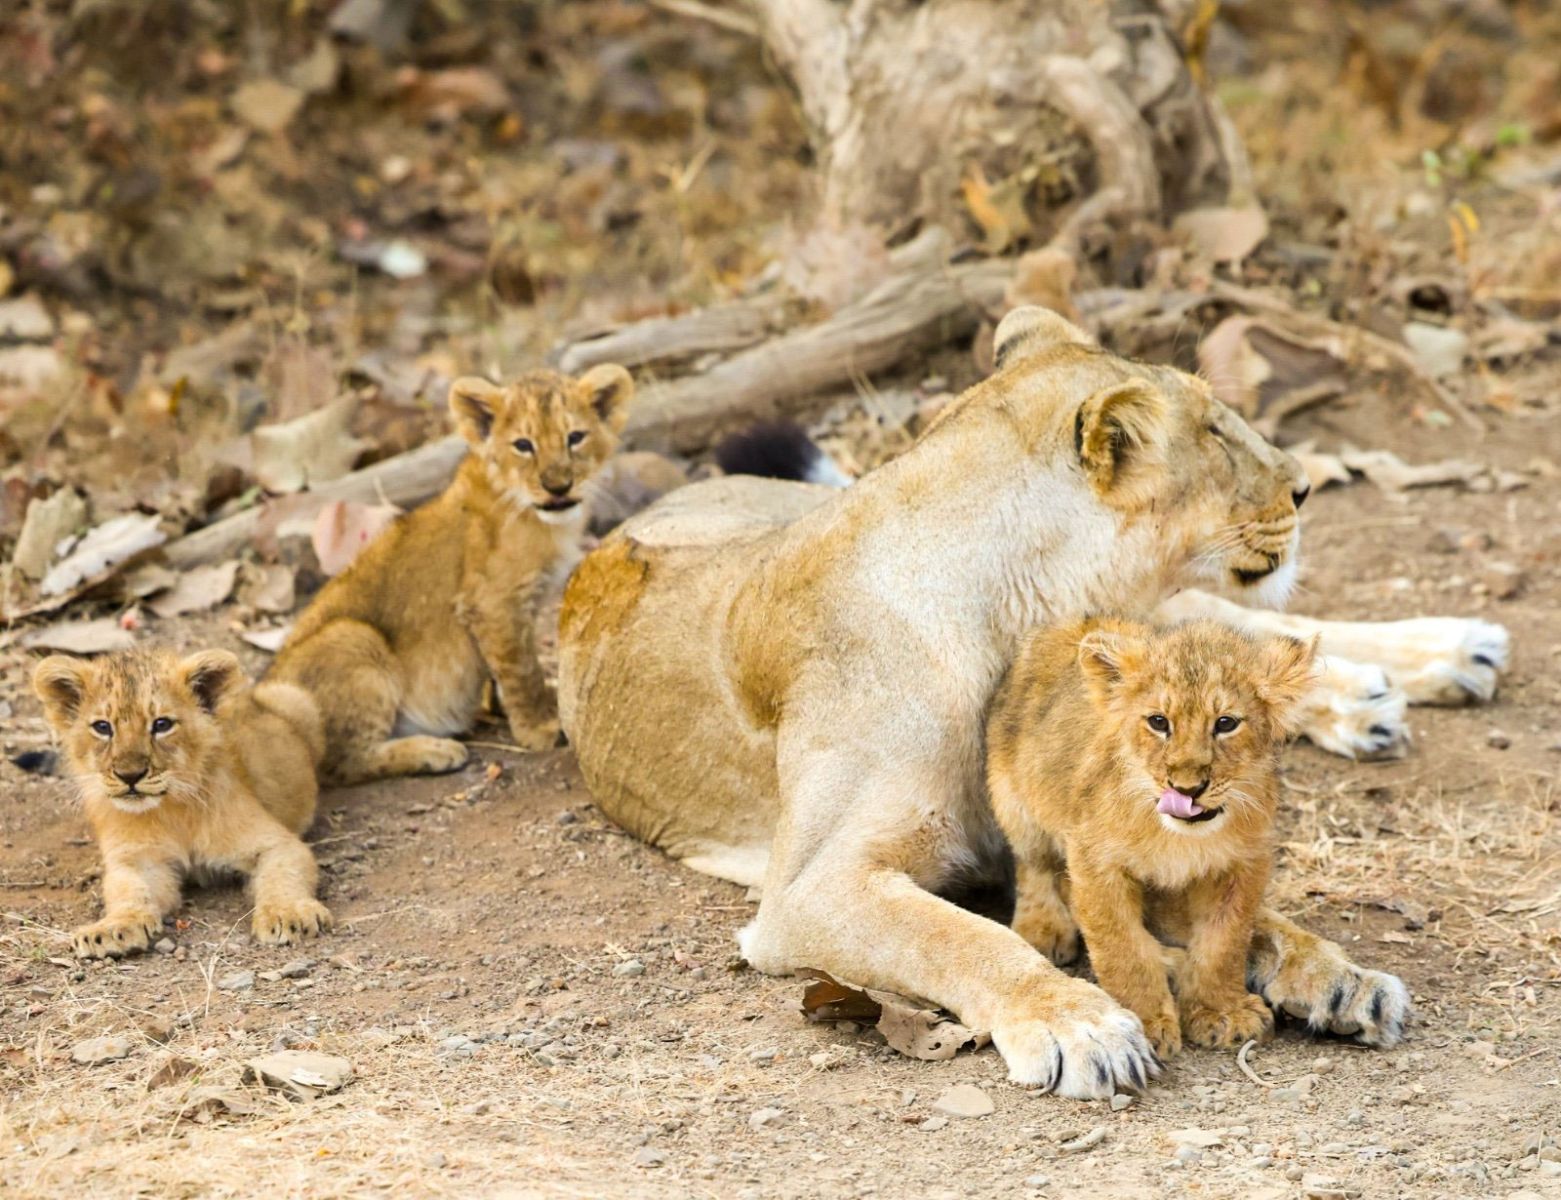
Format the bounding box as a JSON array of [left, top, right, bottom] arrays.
[[3, 2, 1561, 1198]]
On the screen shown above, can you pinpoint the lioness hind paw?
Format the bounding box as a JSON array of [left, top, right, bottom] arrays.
[[73, 915, 160, 959], [252, 899, 333, 945]]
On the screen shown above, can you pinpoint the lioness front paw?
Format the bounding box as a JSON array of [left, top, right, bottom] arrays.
[[73, 914, 160, 959], [509, 717, 562, 752], [1181, 992, 1273, 1049], [992, 979, 1159, 1099], [252, 898, 333, 945], [1299, 657, 1410, 761], [1257, 952, 1410, 1047]]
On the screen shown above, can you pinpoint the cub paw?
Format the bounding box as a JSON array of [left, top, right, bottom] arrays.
[[411, 736, 469, 774], [1140, 1001, 1183, 1059], [992, 978, 1158, 1100], [509, 717, 562, 752], [252, 898, 333, 945], [1181, 992, 1273, 1049], [1257, 950, 1411, 1047], [73, 915, 160, 959], [1298, 658, 1410, 761], [1013, 911, 1082, 966]]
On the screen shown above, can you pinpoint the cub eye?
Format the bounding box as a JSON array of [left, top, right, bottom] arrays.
[[91, 720, 113, 737], [1146, 714, 1171, 734], [151, 717, 175, 735], [566, 430, 587, 448], [1214, 715, 1241, 734], [512, 438, 535, 455]]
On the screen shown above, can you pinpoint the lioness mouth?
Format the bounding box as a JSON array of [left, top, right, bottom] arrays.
[[538, 498, 580, 512], [1232, 564, 1276, 586]]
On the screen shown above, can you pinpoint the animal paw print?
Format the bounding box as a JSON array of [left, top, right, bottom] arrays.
[[73, 915, 160, 959], [252, 898, 333, 945]]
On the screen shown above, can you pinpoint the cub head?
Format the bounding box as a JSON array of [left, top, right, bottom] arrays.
[[32, 648, 244, 814], [1077, 619, 1317, 834], [991, 307, 1312, 606], [448, 365, 634, 524]]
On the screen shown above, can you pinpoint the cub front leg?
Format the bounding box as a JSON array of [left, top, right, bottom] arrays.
[[456, 578, 558, 752], [1012, 856, 1081, 965], [1175, 867, 1274, 1050], [74, 853, 180, 958], [242, 825, 332, 946]]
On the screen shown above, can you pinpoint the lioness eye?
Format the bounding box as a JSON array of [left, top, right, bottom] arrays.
[[152, 717, 175, 735], [513, 438, 535, 455], [91, 720, 113, 737], [1214, 715, 1241, 734], [1146, 714, 1170, 734], [566, 430, 586, 448]]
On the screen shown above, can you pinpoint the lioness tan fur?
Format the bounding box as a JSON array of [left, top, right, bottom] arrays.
[[33, 648, 330, 957], [559, 307, 1413, 1098], [987, 618, 1317, 1058], [269, 365, 632, 783]]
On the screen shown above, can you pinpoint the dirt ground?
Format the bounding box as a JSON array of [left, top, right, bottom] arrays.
[[4, 2, 1561, 1198]]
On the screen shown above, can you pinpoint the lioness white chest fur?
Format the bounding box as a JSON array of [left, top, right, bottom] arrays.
[[559, 307, 1411, 1098]]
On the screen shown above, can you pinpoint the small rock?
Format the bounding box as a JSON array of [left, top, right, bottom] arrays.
[[749, 1107, 784, 1129], [919, 1116, 949, 1132], [218, 970, 255, 992], [244, 1050, 352, 1097], [748, 1047, 777, 1063], [1293, 1072, 1321, 1096], [0, 296, 55, 340], [1302, 1172, 1356, 1198], [1402, 322, 1469, 379], [1175, 1145, 1204, 1165], [427, 1152, 447, 1170], [1312, 1056, 1335, 1075], [1270, 1087, 1302, 1104], [613, 959, 645, 978], [633, 1147, 666, 1168], [556, 810, 580, 825], [1321, 1141, 1350, 1155], [1169, 1128, 1224, 1149], [808, 1052, 831, 1069], [1285, 1165, 1305, 1182], [139, 1017, 174, 1044], [930, 1083, 994, 1118], [1110, 1092, 1135, 1111], [1480, 561, 1525, 600], [154, 938, 176, 954], [278, 959, 313, 979], [71, 1035, 133, 1065], [1487, 729, 1513, 751], [1023, 1174, 1051, 1189]]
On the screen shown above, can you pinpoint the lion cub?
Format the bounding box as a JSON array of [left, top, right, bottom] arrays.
[[268, 365, 633, 784], [987, 618, 1316, 1057], [33, 648, 331, 957]]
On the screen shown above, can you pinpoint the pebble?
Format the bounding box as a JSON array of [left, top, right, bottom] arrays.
[[1487, 729, 1512, 750], [749, 1048, 777, 1063], [1321, 1141, 1350, 1155], [1023, 1175, 1051, 1189], [1286, 1165, 1305, 1182], [1302, 1172, 1354, 1198], [428, 1152, 447, 1170], [243, 1050, 352, 1097], [153, 938, 175, 954], [633, 1147, 666, 1168], [278, 959, 313, 979], [1169, 1128, 1223, 1148], [1480, 561, 1525, 600], [217, 970, 254, 992], [930, 1084, 994, 1118], [71, 1035, 134, 1065], [1110, 1093, 1135, 1111], [613, 959, 645, 978], [1270, 1087, 1302, 1104], [749, 1107, 784, 1129], [1345, 1109, 1364, 1126], [1174, 1146, 1203, 1165], [919, 1116, 949, 1132]]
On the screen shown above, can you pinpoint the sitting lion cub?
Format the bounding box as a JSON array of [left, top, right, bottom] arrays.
[[268, 365, 633, 783], [33, 648, 331, 957], [987, 618, 1317, 1057]]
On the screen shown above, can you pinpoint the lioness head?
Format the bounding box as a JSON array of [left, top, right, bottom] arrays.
[[33, 648, 243, 814], [991, 307, 1311, 606], [1077, 619, 1316, 833], [448, 365, 634, 524]]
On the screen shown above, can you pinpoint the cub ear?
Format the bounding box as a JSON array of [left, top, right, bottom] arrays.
[[1075, 381, 1168, 494], [992, 306, 1095, 373], [1256, 634, 1319, 727], [178, 650, 245, 715], [448, 377, 504, 445], [33, 656, 90, 729], [1077, 627, 1145, 695], [578, 363, 634, 433]]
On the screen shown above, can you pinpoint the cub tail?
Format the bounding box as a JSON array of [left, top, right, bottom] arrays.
[[713, 419, 852, 488], [250, 681, 327, 769]]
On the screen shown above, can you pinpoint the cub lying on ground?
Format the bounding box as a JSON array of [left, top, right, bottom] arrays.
[[268, 365, 633, 783], [987, 618, 1317, 1058], [33, 648, 330, 957]]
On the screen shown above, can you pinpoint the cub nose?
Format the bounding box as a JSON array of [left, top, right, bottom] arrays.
[[115, 767, 147, 787], [1174, 779, 1209, 801], [543, 479, 573, 497]]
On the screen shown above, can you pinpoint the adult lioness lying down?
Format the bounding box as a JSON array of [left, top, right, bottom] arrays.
[[558, 308, 1437, 1097]]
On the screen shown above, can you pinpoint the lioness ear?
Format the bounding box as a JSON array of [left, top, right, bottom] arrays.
[[1256, 635, 1319, 727], [992, 306, 1095, 372], [449, 377, 504, 445], [1077, 628, 1144, 695], [33, 656, 90, 729], [579, 363, 633, 433], [1075, 382, 1168, 493], [178, 650, 245, 714]]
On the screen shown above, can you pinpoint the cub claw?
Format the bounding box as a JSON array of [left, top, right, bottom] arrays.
[[252, 899, 333, 945]]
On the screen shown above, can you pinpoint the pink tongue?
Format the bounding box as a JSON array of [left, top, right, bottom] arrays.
[[1157, 788, 1205, 819]]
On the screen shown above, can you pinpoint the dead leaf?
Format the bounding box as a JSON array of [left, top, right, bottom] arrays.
[[231, 79, 305, 135], [0, 295, 55, 340], [241, 625, 291, 654], [799, 971, 987, 1062], [401, 66, 511, 116], [118, 561, 179, 600], [0, 344, 64, 389], [184, 1085, 263, 1120], [311, 500, 400, 576], [19, 616, 135, 655], [1401, 322, 1468, 379], [11, 489, 86, 579], [148, 1055, 198, 1090], [251, 398, 367, 494], [287, 38, 340, 96], [1197, 316, 1346, 425], [1174, 205, 1269, 266], [41, 513, 165, 596], [148, 561, 240, 619], [237, 562, 296, 613]]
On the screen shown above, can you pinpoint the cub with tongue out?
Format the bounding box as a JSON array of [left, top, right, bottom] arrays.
[[987, 617, 1317, 1058]]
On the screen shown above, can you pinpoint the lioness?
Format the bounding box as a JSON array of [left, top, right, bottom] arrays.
[[988, 618, 1320, 1059], [269, 365, 633, 782], [33, 648, 330, 956], [557, 308, 1419, 1097]]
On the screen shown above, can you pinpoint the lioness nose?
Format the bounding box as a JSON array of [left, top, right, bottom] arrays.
[[1292, 483, 1310, 509], [1173, 779, 1208, 801], [115, 767, 147, 787]]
